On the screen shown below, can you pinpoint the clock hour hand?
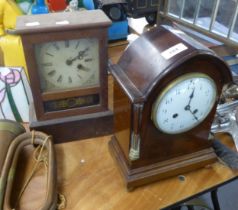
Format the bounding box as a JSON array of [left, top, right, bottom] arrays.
[[190, 109, 199, 121], [184, 104, 199, 121], [66, 56, 78, 65], [77, 64, 90, 71]]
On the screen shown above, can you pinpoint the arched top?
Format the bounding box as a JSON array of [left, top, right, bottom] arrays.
[[111, 25, 232, 103]]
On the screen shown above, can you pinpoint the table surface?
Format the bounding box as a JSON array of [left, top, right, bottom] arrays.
[[14, 20, 238, 210], [14, 133, 238, 210], [55, 134, 238, 210]]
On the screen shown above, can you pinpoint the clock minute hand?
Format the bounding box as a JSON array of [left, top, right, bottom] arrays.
[[188, 88, 195, 106], [66, 55, 79, 65], [77, 48, 89, 60], [184, 88, 195, 110], [184, 88, 198, 121]]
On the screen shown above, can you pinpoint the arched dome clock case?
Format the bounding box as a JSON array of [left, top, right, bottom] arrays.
[[109, 25, 232, 189]]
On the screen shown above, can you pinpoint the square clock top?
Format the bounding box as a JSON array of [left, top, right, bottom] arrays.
[[15, 10, 112, 34]]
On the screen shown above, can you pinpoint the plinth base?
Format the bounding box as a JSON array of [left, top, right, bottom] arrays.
[[30, 107, 113, 143], [109, 136, 217, 190]]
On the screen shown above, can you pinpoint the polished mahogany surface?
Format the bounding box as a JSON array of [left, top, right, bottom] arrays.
[[16, 10, 111, 121], [16, 11, 113, 142], [113, 26, 232, 101], [110, 25, 233, 188]]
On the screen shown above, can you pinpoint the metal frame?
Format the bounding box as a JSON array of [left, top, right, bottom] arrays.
[[162, 176, 238, 210], [157, 0, 238, 49]]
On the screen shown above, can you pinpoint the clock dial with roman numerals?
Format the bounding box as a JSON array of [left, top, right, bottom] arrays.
[[35, 38, 99, 92]]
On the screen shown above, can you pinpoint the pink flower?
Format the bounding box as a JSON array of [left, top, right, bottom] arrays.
[[0, 68, 21, 86]]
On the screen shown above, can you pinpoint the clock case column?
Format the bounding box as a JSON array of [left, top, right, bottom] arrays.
[[109, 26, 233, 190]]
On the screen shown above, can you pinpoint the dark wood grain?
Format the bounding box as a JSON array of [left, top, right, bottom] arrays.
[[110, 25, 233, 189], [30, 105, 113, 143], [113, 81, 132, 163], [15, 10, 111, 34], [16, 11, 113, 142], [19, 27, 110, 120]]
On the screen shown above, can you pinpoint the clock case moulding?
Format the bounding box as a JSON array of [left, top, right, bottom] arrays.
[[109, 25, 233, 190], [15, 10, 113, 143]]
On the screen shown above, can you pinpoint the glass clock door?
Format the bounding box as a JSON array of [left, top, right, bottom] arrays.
[[35, 38, 99, 92]]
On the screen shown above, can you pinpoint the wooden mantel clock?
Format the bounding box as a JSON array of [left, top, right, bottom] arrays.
[[16, 10, 112, 143], [109, 25, 233, 189]]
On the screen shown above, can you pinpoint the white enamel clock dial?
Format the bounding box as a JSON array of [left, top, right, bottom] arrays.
[[35, 38, 99, 92], [152, 73, 217, 134]]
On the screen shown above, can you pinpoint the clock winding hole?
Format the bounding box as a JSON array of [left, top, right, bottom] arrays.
[[173, 113, 179, 118]]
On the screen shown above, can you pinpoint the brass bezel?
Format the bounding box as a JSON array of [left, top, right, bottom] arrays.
[[151, 72, 218, 134]]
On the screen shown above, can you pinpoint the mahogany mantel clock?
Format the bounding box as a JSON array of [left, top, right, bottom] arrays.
[[109, 25, 232, 189], [16, 10, 112, 142]]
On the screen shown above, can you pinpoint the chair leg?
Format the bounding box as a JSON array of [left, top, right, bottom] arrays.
[[169, 206, 181, 210], [187, 205, 195, 210], [169, 205, 195, 210], [211, 189, 221, 210]]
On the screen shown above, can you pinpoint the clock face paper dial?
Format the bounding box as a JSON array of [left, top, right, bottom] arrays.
[[35, 38, 99, 92], [152, 73, 217, 134]]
